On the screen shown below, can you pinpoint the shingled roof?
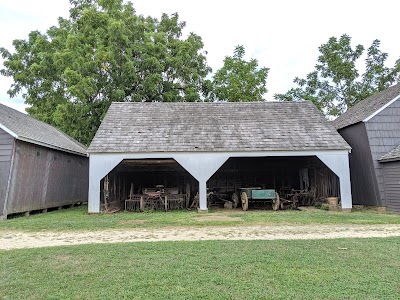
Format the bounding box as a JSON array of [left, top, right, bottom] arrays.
[[379, 144, 400, 162], [333, 83, 400, 130], [88, 101, 350, 153], [0, 103, 87, 156]]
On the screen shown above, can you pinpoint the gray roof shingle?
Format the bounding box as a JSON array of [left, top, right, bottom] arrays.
[[379, 144, 400, 162], [88, 101, 350, 153], [0, 103, 87, 156], [333, 83, 400, 130]]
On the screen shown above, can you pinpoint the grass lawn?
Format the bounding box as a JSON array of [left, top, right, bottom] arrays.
[[0, 204, 399, 232], [1, 237, 399, 299]]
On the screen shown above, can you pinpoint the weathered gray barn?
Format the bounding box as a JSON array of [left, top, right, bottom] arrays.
[[379, 145, 400, 212], [334, 83, 400, 211], [88, 101, 352, 212], [0, 103, 89, 219]]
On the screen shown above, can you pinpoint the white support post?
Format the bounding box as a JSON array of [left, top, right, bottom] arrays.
[[317, 152, 353, 211], [198, 180, 207, 211], [88, 174, 101, 213], [338, 175, 352, 210], [174, 154, 229, 212]]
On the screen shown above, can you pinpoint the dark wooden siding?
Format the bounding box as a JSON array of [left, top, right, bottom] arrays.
[[5, 140, 88, 215], [382, 161, 400, 212], [0, 128, 14, 217], [338, 122, 380, 205], [365, 98, 400, 206]]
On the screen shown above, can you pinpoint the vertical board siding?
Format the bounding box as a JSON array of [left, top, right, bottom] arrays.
[[382, 161, 400, 212], [6, 141, 88, 214], [365, 99, 400, 206], [0, 128, 14, 216], [338, 122, 380, 205]]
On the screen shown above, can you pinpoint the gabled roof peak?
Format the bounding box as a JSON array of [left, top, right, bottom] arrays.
[[333, 83, 400, 130]]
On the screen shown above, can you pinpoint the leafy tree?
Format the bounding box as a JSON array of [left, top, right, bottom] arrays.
[[274, 34, 400, 116], [0, 0, 211, 145], [207, 45, 269, 102]]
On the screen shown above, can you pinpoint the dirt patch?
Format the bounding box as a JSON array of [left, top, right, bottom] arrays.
[[195, 215, 243, 222], [118, 220, 146, 225], [1, 224, 400, 250]]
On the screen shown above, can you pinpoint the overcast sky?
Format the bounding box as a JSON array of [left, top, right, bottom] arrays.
[[0, 0, 399, 112]]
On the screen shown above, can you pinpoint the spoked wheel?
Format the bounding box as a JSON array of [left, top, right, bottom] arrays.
[[241, 192, 249, 211], [272, 192, 280, 211], [232, 193, 239, 208]]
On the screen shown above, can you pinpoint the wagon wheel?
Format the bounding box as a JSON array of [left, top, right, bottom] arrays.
[[232, 193, 239, 208], [272, 192, 280, 211], [241, 192, 249, 211]]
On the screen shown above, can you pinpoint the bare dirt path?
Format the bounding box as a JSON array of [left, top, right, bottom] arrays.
[[1, 224, 400, 250]]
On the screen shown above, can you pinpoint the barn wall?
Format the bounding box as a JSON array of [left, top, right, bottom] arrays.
[[382, 161, 400, 212], [5, 140, 88, 215], [365, 98, 400, 206], [0, 128, 14, 217], [338, 122, 380, 205]]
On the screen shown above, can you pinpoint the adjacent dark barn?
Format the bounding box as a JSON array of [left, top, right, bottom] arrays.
[[379, 145, 400, 212], [0, 103, 89, 219], [334, 83, 400, 209]]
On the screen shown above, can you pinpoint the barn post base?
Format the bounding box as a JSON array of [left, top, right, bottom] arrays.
[[341, 208, 352, 212], [197, 208, 209, 213]]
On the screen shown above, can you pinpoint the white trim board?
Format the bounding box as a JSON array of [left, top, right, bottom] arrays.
[[363, 93, 400, 122], [88, 149, 351, 157]]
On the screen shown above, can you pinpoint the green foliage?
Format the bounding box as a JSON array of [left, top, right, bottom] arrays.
[[274, 34, 400, 116], [0, 0, 211, 145], [208, 45, 269, 102], [2, 238, 400, 299]]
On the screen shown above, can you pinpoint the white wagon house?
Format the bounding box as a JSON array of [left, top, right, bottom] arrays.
[[87, 102, 352, 213]]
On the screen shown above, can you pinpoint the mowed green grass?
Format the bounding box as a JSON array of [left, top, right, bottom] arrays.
[[0, 204, 399, 232], [1, 238, 399, 299]]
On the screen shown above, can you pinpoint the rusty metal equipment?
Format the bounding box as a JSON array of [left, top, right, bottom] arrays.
[[125, 185, 185, 212], [238, 187, 280, 211], [279, 187, 315, 208]]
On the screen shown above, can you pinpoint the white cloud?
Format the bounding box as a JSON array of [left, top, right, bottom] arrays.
[[0, 0, 399, 109], [0, 97, 28, 113]]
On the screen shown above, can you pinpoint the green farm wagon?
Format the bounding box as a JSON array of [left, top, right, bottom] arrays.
[[239, 187, 280, 211]]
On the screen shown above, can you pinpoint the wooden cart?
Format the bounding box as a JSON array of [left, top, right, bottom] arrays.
[[239, 187, 280, 211]]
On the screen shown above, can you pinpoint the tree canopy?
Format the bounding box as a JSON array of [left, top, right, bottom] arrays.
[[274, 34, 400, 116], [207, 45, 269, 102], [1, 0, 212, 145]]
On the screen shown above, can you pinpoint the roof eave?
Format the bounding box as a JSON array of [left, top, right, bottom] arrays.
[[0, 123, 18, 138], [17, 136, 87, 157], [378, 157, 400, 163], [336, 120, 363, 131], [87, 147, 351, 154]]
